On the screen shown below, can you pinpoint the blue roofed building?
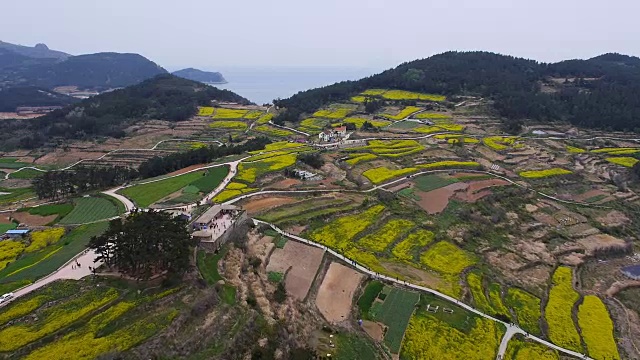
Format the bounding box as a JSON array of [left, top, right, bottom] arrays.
[[5, 229, 30, 239]]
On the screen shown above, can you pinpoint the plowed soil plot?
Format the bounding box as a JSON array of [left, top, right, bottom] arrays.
[[415, 182, 468, 214], [242, 196, 298, 215], [266, 241, 324, 300], [166, 163, 208, 176], [455, 179, 510, 202], [315, 262, 364, 323], [11, 211, 57, 226]]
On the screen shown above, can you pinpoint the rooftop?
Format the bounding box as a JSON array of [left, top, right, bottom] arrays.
[[5, 229, 30, 235], [194, 204, 240, 224]]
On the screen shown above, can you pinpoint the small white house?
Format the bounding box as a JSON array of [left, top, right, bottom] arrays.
[[318, 126, 348, 142]]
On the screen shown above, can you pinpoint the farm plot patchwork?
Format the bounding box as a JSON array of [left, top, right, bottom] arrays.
[[253, 125, 294, 137], [358, 89, 445, 102], [391, 229, 434, 262], [16, 203, 74, 224], [348, 139, 424, 159], [211, 108, 248, 119], [212, 182, 256, 203], [345, 153, 378, 165], [256, 196, 355, 223], [342, 117, 391, 128], [401, 306, 504, 360], [0, 222, 108, 287], [15, 285, 179, 360], [544, 266, 583, 352], [236, 154, 297, 183], [0, 187, 35, 206], [358, 219, 414, 252], [380, 106, 422, 120], [0, 286, 119, 352], [483, 136, 520, 151], [299, 118, 330, 134], [208, 121, 248, 130]]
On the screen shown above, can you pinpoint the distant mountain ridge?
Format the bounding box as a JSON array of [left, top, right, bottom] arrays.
[[0, 40, 69, 60], [173, 68, 226, 84], [274, 51, 640, 132], [0, 41, 168, 91], [0, 74, 250, 150]]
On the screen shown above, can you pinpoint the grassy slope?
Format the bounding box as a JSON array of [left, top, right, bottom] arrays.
[[120, 171, 205, 208]]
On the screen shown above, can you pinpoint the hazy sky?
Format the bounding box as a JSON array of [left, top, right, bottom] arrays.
[[2, 0, 639, 71]]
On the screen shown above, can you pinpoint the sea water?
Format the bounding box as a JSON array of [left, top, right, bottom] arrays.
[[210, 66, 381, 105]]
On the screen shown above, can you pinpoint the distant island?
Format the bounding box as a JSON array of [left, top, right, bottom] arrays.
[[172, 68, 227, 84]]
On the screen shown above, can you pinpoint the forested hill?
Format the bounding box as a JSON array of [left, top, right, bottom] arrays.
[[0, 74, 250, 150], [172, 68, 226, 84], [274, 51, 640, 132], [0, 86, 79, 112], [0, 52, 168, 90]]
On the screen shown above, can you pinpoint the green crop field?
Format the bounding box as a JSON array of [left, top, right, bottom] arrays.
[[8, 168, 44, 179], [0, 222, 108, 290], [357, 280, 383, 319], [189, 166, 230, 193], [0, 223, 17, 234], [120, 171, 205, 208], [18, 203, 74, 224], [121, 166, 229, 208], [372, 287, 420, 353], [0, 158, 32, 169], [58, 197, 119, 225], [0, 187, 35, 206], [412, 175, 458, 192]]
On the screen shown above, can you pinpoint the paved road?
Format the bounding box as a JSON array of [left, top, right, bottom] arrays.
[[253, 219, 592, 360], [1, 249, 101, 307]]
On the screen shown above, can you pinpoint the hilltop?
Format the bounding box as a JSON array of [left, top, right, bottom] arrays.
[[0, 74, 250, 149], [173, 68, 226, 84], [274, 51, 640, 132], [0, 40, 69, 59]]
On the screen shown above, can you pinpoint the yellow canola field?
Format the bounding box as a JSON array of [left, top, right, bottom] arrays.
[[577, 295, 620, 360], [420, 241, 475, 275], [606, 157, 639, 167], [391, 229, 434, 262], [545, 267, 582, 352], [358, 219, 414, 252], [401, 315, 503, 359], [208, 121, 248, 130], [518, 168, 572, 178]]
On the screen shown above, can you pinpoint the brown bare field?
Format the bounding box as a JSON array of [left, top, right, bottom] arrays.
[[315, 262, 364, 323], [387, 182, 411, 193], [574, 189, 607, 202], [362, 320, 384, 341], [270, 178, 302, 189], [12, 211, 57, 226], [415, 182, 468, 214], [266, 241, 324, 300], [166, 164, 208, 176], [0, 213, 12, 224], [34, 150, 108, 166], [242, 196, 298, 215], [382, 261, 444, 289], [577, 234, 627, 255], [597, 210, 630, 227]]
